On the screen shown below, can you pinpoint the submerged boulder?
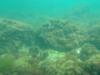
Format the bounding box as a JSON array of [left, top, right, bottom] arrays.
[[87, 25, 100, 50], [0, 18, 35, 54], [84, 53, 100, 75], [35, 19, 87, 51], [39, 49, 84, 75]]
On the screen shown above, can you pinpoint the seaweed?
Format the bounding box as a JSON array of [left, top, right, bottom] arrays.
[[0, 18, 100, 75]]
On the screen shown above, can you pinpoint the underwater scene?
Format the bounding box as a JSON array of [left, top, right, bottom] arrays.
[[0, 0, 100, 75]]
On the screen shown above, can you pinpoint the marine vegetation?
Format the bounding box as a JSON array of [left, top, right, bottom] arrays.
[[0, 18, 100, 75]]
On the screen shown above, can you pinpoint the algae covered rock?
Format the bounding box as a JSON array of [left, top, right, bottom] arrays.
[[78, 43, 99, 61], [84, 53, 100, 75], [39, 49, 84, 75], [0, 18, 100, 75], [87, 24, 100, 50], [0, 53, 15, 75], [35, 19, 87, 51], [0, 18, 36, 54]]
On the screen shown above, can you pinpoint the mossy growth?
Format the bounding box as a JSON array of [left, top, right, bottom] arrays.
[[0, 53, 15, 74]]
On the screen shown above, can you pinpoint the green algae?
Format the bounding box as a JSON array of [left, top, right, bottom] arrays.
[[0, 18, 100, 75]]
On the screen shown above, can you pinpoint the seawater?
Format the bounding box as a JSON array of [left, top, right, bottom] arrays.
[[0, 0, 100, 24], [0, 0, 100, 75]]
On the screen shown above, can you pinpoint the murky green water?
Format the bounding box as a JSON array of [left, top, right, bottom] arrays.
[[0, 0, 100, 75]]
